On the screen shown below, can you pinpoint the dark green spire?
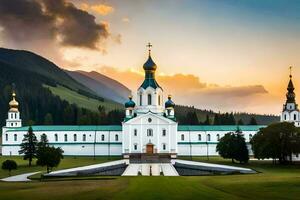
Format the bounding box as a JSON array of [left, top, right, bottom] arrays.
[[286, 67, 296, 103]]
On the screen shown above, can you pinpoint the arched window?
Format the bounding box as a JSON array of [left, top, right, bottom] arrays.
[[162, 129, 166, 136], [249, 134, 253, 140], [55, 134, 58, 142], [115, 134, 119, 141], [101, 134, 105, 141], [148, 94, 152, 105], [64, 134, 68, 142], [217, 134, 220, 141], [147, 129, 153, 136], [207, 134, 211, 141], [140, 94, 142, 106], [198, 134, 201, 141], [14, 134, 17, 141], [163, 143, 166, 150], [134, 129, 137, 136], [181, 134, 184, 141], [5, 134, 8, 141], [294, 114, 297, 120], [134, 143, 138, 150], [74, 134, 77, 141], [158, 95, 161, 106], [284, 114, 287, 120], [11, 113, 13, 119], [83, 134, 86, 141]]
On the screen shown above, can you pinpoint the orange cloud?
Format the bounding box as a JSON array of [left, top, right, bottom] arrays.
[[81, 3, 114, 16]]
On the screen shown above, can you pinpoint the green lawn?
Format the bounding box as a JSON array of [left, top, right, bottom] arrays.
[[44, 84, 123, 112], [1, 156, 300, 200]]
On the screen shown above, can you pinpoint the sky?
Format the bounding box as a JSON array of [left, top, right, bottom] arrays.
[[1, 0, 300, 115]]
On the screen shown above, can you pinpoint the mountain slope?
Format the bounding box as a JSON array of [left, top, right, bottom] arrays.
[[66, 70, 131, 104], [78, 70, 131, 100], [0, 48, 93, 95]]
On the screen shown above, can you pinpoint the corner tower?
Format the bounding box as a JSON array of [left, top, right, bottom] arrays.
[[136, 43, 164, 114], [281, 67, 300, 126], [6, 89, 22, 128]]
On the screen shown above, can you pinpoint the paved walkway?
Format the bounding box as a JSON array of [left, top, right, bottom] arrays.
[[1, 172, 40, 182]]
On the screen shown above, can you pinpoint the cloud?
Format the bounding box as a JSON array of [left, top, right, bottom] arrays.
[[95, 66, 276, 114], [0, 0, 111, 50], [80, 3, 114, 16]]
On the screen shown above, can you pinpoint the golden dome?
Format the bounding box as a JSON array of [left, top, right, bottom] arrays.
[[9, 92, 19, 112]]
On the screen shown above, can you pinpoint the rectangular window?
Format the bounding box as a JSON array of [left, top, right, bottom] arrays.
[[5, 134, 8, 141], [162, 129, 166, 136], [140, 94, 142, 106], [134, 129, 137, 136]]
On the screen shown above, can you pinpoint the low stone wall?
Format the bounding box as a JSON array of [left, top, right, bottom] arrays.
[[174, 162, 255, 176], [45, 163, 127, 177]]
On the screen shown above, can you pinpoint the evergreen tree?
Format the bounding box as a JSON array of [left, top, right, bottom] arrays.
[[19, 126, 38, 166], [237, 119, 244, 125], [213, 114, 220, 125], [248, 117, 258, 125], [38, 134, 49, 149], [44, 113, 53, 125], [186, 111, 199, 125], [203, 114, 210, 125]]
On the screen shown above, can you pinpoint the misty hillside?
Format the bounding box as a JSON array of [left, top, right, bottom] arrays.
[[66, 70, 131, 104]]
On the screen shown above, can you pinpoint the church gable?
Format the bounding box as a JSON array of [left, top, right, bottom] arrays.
[[124, 112, 176, 125]]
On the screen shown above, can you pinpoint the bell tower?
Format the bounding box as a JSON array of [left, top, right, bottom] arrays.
[[136, 43, 164, 114], [6, 88, 22, 128], [281, 66, 300, 126]]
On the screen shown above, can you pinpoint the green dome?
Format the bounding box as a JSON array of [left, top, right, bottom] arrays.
[[165, 95, 175, 108], [125, 96, 136, 108], [143, 56, 157, 71]]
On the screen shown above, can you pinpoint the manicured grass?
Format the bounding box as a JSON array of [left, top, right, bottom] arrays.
[[44, 84, 123, 112], [1, 156, 300, 200], [0, 156, 121, 178]]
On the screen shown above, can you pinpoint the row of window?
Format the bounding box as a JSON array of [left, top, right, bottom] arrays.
[[284, 113, 297, 121], [180, 134, 253, 141], [6, 134, 120, 142], [9, 113, 18, 119], [139, 94, 162, 106], [134, 129, 167, 137], [5, 133, 254, 142]]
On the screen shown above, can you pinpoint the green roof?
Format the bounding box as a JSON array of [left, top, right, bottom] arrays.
[[178, 125, 265, 131], [6, 125, 122, 132]]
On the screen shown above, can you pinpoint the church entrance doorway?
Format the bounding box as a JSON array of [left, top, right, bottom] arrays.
[[146, 143, 154, 154]]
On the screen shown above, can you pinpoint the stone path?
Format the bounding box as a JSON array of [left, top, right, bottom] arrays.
[[1, 172, 40, 182]]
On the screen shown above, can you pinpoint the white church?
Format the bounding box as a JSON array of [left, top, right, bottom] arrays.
[[1, 46, 295, 159]]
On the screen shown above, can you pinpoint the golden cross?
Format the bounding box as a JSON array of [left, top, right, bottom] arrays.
[[289, 66, 293, 78]]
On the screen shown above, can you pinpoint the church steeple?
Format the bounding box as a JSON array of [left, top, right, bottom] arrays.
[[286, 66, 296, 104], [140, 43, 162, 90]]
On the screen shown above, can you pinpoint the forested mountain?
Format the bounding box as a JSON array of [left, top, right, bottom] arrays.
[[0, 48, 124, 128], [175, 105, 279, 125], [66, 70, 131, 104]]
